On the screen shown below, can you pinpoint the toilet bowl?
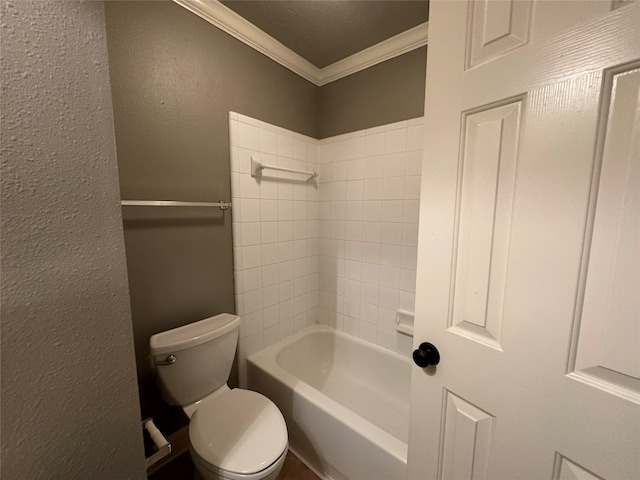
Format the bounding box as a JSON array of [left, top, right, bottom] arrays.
[[150, 314, 288, 480]]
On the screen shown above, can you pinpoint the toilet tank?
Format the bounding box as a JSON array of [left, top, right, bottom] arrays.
[[149, 313, 240, 407]]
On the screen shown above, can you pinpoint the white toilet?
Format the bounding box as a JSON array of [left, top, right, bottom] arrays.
[[150, 313, 288, 480]]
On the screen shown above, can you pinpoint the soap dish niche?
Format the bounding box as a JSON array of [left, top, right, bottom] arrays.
[[395, 310, 414, 336]]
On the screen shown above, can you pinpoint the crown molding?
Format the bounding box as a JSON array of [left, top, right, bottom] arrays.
[[174, 0, 428, 86]]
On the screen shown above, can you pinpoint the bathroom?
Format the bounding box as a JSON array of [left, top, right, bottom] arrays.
[[1, 1, 638, 480]]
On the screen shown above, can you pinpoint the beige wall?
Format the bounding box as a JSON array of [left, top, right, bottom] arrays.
[[318, 48, 427, 138], [0, 1, 146, 479]]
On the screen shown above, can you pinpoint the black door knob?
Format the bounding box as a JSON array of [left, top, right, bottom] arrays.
[[413, 342, 440, 367]]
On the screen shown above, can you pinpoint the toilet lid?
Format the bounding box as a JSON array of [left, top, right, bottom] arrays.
[[189, 389, 288, 475]]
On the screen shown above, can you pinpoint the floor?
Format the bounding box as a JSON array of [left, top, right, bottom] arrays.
[[148, 449, 320, 480]]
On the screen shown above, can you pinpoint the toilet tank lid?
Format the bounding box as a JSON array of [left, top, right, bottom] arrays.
[[150, 313, 240, 356]]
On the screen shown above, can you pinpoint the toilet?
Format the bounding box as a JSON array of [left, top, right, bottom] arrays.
[[150, 313, 288, 480]]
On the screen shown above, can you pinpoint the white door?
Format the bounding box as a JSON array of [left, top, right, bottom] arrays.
[[408, 1, 640, 479]]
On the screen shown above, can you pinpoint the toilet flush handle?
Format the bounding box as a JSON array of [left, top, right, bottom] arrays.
[[155, 354, 176, 366]]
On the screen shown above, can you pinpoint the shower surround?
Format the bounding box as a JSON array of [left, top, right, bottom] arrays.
[[229, 112, 423, 380]]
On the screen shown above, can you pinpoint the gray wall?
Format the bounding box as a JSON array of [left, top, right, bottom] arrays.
[[0, 2, 146, 479], [104, 0, 426, 427], [318, 47, 427, 138], [104, 0, 319, 420]]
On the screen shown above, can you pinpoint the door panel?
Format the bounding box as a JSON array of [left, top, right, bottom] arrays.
[[408, 1, 640, 479]]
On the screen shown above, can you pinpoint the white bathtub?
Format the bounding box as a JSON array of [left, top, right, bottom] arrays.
[[247, 325, 411, 480]]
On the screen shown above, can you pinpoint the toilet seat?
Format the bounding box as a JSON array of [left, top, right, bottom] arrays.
[[189, 388, 288, 479]]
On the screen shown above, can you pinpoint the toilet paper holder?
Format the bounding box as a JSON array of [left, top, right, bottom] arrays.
[[144, 418, 172, 470]]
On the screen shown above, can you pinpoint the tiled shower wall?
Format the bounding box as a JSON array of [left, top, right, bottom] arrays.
[[317, 118, 424, 356], [229, 113, 423, 372], [229, 112, 319, 383]]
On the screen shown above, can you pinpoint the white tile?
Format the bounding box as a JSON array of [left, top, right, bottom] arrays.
[[259, 128, 277, 154], [277, 180, 293, 200], [264, 324, 280, 347], [407, 117, 424, 127], [245, 331, 264, 357], [363, 178, 383, 200], [360, 321, 378, 344], [344, 278, 361, 299], [361, 242, 381, 264], [381, 220, 405, 246], [261, 199, 278, 221], [332, 161, 347, 181], [364, 132, 384, 156], [361, 262, 380, 284], [236, 148, 253, 175], [385, 120, 407, 131], [331, 140, 348, 162], [294, 313, 308, 332], [407, 124, 424, 151], [344, 297, 360, 319], [396, 332, 413, 356], [262, 263, 279, 287], [345, 221, 363, 241], [347, 158, 365, 180], [403, 200, 420, 223], [346, 201, 363, 221], [238, 122, 260, 150], [381, 244, 403, 267], [234, 246, 243, 271], [319, 144, 332, 164], [402, 223, 419, 247], [261, 243, 279, 265], [260, 221, 278, 244], [230, 172, 242, 198], [346, 180, 364, 201], [363, 201, 382, 221], [379, 286, 399, 309], [243, 267, 263, 292], [241, 198, 261, 222], [241, 174, 260, 198], [244, 288, 262, 314], [263, 284, 279, 307], [379, 265, 400, 288], [293, 220, 306, 240], [293, 239, 307, 259], [278, 200, 293, 220], [345, 241, 362, 261], [361, 282, 379, 305], [279, 280, 294, 301], [277, 133, 294, 158], [241, 222, 261, 246], [405, 150, 422, 176], [331, 201, 346, 220], [404, 175, 421, 200], [347, 136, 365, 160], [377, 328, 396, 351], [399, 291, 416, 312], [331, 181, 346, 200], [343, 316, 360, 337], [360, 302, 378, 324], [293, 138, 307, 161], [344, 260, 362, 280], [280, 317, 294, 336], [260, 177, 278, 200], [401, 246, 418, 270], [229, 120, 239, 147], [384, 128, 407, 154], [377, 306, 396, 329], [294, 258, 308, 278], [384, 153, 405, 177], [242, 245, 262, 269], [383, 176, 405, 199], [401, 269, 417, 292], [293, 201, 306, 220], [244, 311, 263, 336], [364, 155, 384, 179], [278, 241, 293, 262], [382, 200, 403, 223]]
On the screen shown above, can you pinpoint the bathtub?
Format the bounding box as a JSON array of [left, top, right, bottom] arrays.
[[247, 324, 411, 480]]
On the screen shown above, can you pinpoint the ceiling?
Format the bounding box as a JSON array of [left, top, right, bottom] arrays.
[[220, 1, 430, 68]]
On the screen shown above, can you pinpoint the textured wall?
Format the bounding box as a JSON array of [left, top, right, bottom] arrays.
[[0, 2, 146, 479], [318, 48, 427, 138]]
